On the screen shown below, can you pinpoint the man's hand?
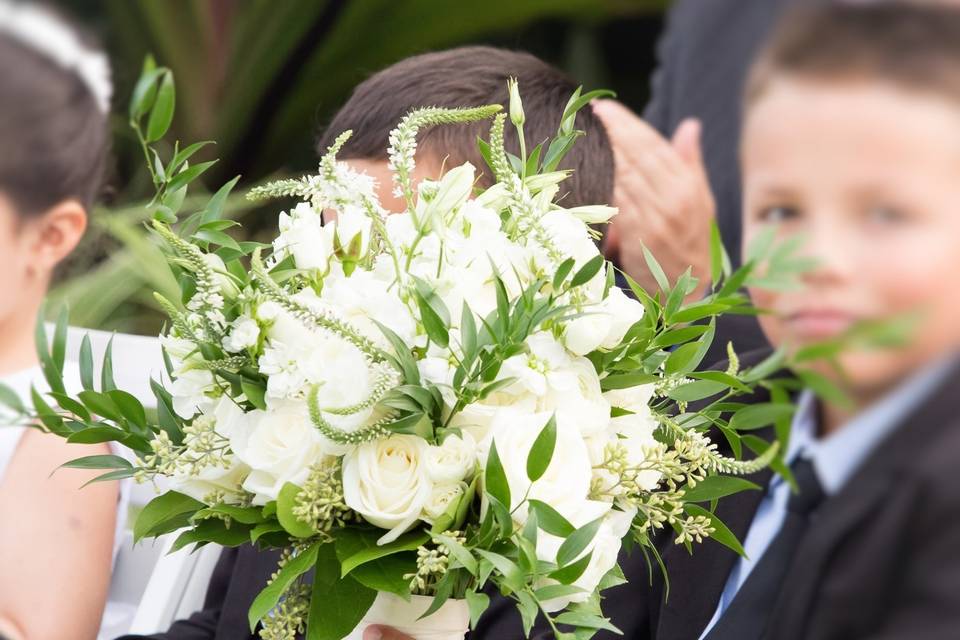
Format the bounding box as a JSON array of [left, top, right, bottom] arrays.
[[363, 625, 414, 640], [593, 99, 715, 298]]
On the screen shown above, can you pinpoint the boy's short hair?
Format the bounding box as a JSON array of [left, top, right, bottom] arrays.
[[317, 46, 614, 208], [747, 2, 960, 107]]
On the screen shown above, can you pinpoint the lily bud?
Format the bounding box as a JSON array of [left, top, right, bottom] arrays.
[[508, 77, 525, 128]]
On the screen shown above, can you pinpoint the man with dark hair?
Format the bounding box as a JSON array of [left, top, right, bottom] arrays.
[[118, 45, 616, 640]]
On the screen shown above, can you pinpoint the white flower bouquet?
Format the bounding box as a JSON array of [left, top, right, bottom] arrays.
[[4, 63, 802, 639]]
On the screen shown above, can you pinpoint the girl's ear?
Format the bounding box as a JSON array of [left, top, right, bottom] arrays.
[[28, 199, 87, 273]]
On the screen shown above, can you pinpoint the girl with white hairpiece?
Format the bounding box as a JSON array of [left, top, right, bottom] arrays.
[[0, 3, 127, 640]]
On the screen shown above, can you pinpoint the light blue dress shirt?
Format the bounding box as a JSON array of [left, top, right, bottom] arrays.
[[697, 357, 957, 639]]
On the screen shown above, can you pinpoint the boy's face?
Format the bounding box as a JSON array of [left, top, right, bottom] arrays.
[[346, 156, 444, 214], [742, 77, 960, 399]]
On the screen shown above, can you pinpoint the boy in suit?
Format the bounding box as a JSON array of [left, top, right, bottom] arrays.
[[466, 3, 960, 640]]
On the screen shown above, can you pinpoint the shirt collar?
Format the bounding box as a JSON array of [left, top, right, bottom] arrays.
[[777, 355, 957, 495]]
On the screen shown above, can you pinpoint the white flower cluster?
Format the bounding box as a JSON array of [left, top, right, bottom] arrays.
[[159, 114, 662, 609]]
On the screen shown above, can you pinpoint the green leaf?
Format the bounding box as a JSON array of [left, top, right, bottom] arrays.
[[548, 549, 593, 584], [248, 541, 321, 631], [682, 476, 761, 503], [434, 533, 478, 576], [200, 175, 240, 223], [484, 440, 511, 510], [167, 160, 218, 193], [460, 302, 477, 365], [525, 414, 557, 482], [556, 516, 603, 568], [335, 528, 429, 577], [34, 315, 64, 396], [728, 403, 796, 431], [552, 258, 575, 291], [101, 336, 117, 392], [79, 334, 95, 391], [170, 517, 252, 551], [170, 140, 215, 174], [241, 378, 267, 411], [306, 543, 376, 640], [59, 454, 132, 472], [372, 320, 419, 385], [0, 382, 24, 414], [684, 503, 747, 557], [129, 63, 162, 121], [67, 426, 128, 445], [349, 552, 415, 597], [475, 549, 524, 592], [667, 380, 728, 403], [108, 390, 148, 428], [276, 482, 314, 538], [600, 373, 660, 391], [146, 71, 175, 142], [465, 589, 490, 628], [77, 390, 123, 422], [134, 491, 204, 543], [193, 227, 241, 252], [534, 584, 585, 602], [52, 306, 68, 372], [642, 244, 670, 292], [553, 611, 621, 633], [560, 88, 616, 133], [570, 255, 604, 288], [528, 499, 575, 537], [664, 343, 701, 376], [415, 289, 450, 348]]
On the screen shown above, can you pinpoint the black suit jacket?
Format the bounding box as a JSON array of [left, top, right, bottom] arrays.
[[641, 0, 803, 363], [474, 358, 960, 640]]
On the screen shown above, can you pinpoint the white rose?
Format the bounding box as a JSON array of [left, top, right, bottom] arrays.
[[600, 288, 645, 349], [603, 386, 661, 491], [563, 311, 614, 356], [169, 368, 217, 418], [342, 435, 433, 544], [273, 202, 334, 272], [447, 392, 538, 443], [481, 408, 610, 527], [333, 206, 372, 259], [500, 333, 610, 437], [425, 431, 477, 484], [173, 459, 251, 505], [537, 507, 635, 612], [423, 482, 467, 522], [222, 315, 261, 353], [229, 401, 333, 505]]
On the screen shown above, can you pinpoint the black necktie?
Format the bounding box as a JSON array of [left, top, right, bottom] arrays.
[[703, 457, 826, 640]]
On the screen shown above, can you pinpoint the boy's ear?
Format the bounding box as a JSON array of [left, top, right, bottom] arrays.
[[29, 199, 87, 272]]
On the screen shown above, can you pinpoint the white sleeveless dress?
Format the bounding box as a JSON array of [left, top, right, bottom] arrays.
[[0, 364, 132, 638]]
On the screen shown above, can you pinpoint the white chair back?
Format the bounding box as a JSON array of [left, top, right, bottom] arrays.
[[126, 536, 224, 634], [63, 326, 167, 408]]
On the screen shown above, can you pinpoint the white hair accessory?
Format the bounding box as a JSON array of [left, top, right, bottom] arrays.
[[0, 1, 112, 113]]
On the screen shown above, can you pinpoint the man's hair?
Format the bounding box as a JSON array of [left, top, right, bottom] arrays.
[[0, 11, 109, 216], [316, 46, 614, 208], [747, 2, 960, 107]]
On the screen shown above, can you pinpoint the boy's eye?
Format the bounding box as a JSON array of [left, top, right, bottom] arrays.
[[758, 205, 798, 223], [866, 205, 907, 225]]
